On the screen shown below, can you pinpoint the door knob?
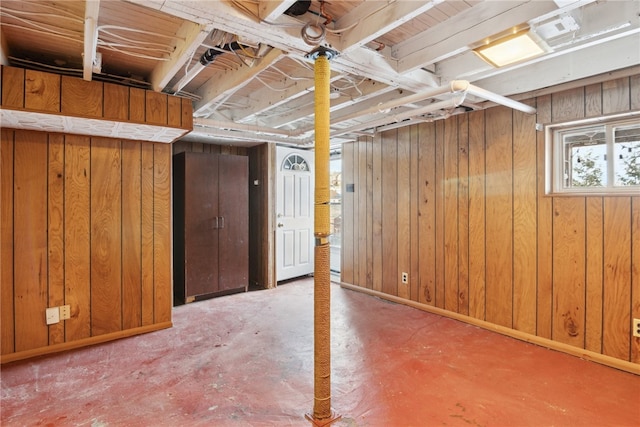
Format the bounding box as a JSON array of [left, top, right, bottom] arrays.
[[277, 222, 284, 228]]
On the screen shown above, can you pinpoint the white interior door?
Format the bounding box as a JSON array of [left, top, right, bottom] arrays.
[[276, 147, 314, 281]]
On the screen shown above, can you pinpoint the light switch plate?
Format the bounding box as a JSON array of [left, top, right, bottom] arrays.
[[46, 307, 60, 325]]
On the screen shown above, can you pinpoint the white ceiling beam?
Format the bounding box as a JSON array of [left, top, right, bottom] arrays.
[[194, 47, 285, 114], [335, 0, 444, 54], [83, 0, 100, 81], [394, 0, 559, 74], [150, 21, 213, 92], [259, 0, 298, 22]]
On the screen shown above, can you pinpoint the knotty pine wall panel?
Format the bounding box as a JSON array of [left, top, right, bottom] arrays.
[[1, 130, 173, 363], [341, 74, 640, 367]]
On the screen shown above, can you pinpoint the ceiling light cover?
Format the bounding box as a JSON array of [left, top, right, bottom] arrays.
[[474, 30, 548, 68]]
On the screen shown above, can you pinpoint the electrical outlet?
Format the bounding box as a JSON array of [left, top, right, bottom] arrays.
[[633, 318, 640, 338], [45, 307, 60, 325], [60, 305, 71, 320], [401, 272, 408, 284]]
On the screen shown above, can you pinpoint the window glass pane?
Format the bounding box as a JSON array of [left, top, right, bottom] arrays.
[[614, 124, 640, 186], [563, 126, 606, 188]]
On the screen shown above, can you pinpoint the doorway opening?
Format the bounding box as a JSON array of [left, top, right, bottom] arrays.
[[329, 150, 342, 275]]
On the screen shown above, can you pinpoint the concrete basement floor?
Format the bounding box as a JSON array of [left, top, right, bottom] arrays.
[[1, 278, 638, 426]]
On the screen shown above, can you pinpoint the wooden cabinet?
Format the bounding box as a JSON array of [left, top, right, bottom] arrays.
[[173, 152, 249, 304]]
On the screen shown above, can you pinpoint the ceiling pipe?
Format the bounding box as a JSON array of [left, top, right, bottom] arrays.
[[194, 117, 298, 137], [465, 83, 536, 114]]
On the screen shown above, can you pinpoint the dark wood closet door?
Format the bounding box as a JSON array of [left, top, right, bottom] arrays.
[[218, 155, 249, 292], [184, 152, 220, 297]]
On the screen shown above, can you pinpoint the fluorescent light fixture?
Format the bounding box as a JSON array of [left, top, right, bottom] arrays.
[[474, 29, 547, 68]]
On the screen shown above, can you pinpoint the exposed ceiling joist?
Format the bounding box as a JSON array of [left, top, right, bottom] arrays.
[[83, 0, 100, 81], [259, 0, 298, 22]]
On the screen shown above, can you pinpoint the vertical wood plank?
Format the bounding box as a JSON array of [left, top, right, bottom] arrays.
[[585, 83, 603, 118], [410, 124, 420, 302], [372, 134, 383, 292], [61, 76, 103, 118], [130, 88, 146, 122], [434, 120, 445, 308], [14, 131, 49, 351], [512, 106, 537, 334], [172, 140, 190, 155], [631, 196, 640, 364], [418, 122, 436, 305], [182, 97, 194, 129], [484, 106, 513, 328], [468, 111, 486, 320], [122, 141, 143, 329], [551, 87, 585, 122], [25, 70, 60, 112], [2, 66, 24, 108], [192, 142, 204, 153], [146, 91, 168, 125], [602, 197, 632, 360], [1, 129, 15, 354], [552, 197, 586, 348], [602, 77, 631, 114], [358, 138, 368, 288], [167, 96, 182, 127], [341, 142, 354, 284], [141, 143, 155, 325], [536, 95, 553, 338], [585, 197, 604, 353], [153, 143, 172, 323], [397, 127, 411, 299], [381, 129, 398, 296], [443, 117, 459, 312], [48, 134, 65, 345], [352, 140, 360, 286], [630, 75, 640, 110], [65, 135, 91, 341], [91, 138, 122, 336], [104, 83, 130, 121], [366, 137, 374, 289], [457, 114, 469, 315]]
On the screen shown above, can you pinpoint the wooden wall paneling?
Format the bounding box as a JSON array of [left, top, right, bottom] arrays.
[[141, 143, 155, 325], [192, 142, 204, 153], [2, 66, 24, 108], [48, 134, 65, 345], [512, 106, 537, 334], [409, 124, 420, 302], [182, 97, 194, 129], [91, 137, 123, 336], [457, 114, 469, 315], [61, 76, 103, 118], [443, 117, 459, 312], [104, 83, 130, 121], [358, 139, 368, 288], [13, 131, 49, 352], [64, 135, 91, 341], [381, 130, 398, 295], [602, 197, 632, 360], [397, 127, 411, 299], [153, 143, 172, 323], [372, 133, 383, 292], [24, 70, 60, 112], [631, 75, 640, 110], [122, 141, 143, 329], [552, 197, 586, 348], [585, 197, 604, 353], [351, 140, 360, 286], [172, 140, 190, 155], [484, 106, 513, 328], [220, 145, 232, 155], [468, 111, 486, 319], [210, 144, 221, 154], [418, 122, 436, 305], [366, 137, 374, 289], [536, 95, 553, 338], [631, 196, 640, 364], [1, 130, 15, 354], [168, 96, 182, 127], [585, 83, 603, 118], [129, 88, 146, 122], [602, 77, 631, 114], [146, 91, 168, 125], [551, 87, 585, 122], [341, 142, 354, 284], [434, 120, 445, 308]]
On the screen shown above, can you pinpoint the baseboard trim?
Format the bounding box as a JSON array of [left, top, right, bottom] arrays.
[[339, 282, 639, 375], [1, 322, 173, 365]]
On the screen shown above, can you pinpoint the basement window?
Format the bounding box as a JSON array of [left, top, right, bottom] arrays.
[[547, 113, 640, 195]]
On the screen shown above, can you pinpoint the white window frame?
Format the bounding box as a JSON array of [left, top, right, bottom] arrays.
[[545, 110, 640, 196]]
